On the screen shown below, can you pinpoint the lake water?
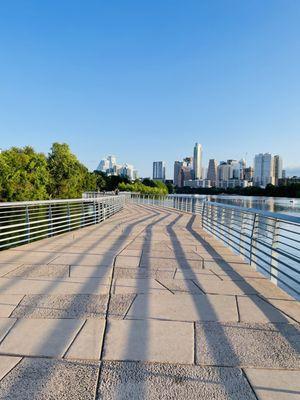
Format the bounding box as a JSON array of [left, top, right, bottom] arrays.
[[206, 195, 300, 217]]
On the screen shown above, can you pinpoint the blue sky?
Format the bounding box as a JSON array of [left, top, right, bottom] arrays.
[[0, 0, 299, 178]]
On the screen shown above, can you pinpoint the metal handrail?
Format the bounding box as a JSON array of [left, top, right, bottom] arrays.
[[0, 195, 127, 250], [129, 193, 300, 299]]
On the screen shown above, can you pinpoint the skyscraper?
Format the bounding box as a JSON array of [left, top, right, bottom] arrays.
[[153, 161, 166, 181], [254, 153, 274, 187], [207, 159, 218, 186], [274, 155, 283, 185], [193, 143, 202, 179], [173, 161, 182, 187]]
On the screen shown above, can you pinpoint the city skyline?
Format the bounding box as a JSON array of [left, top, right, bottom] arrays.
[[0, 2, 299, 178]]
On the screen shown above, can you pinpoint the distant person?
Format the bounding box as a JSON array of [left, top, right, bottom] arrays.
[[115, 189, 119, 195]]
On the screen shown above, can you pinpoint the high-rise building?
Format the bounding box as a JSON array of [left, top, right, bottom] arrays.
[[207, 159, 218, 186], [173, 161, 182, 187], [254, 153, 274, 187], [274, 155, 283, 185], [193, 143, 202, 179], [217, 162, 231, 182], [153, 161, 166, 181], [243, 167, 254, 181]]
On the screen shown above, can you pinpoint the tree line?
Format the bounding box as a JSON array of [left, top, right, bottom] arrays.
[[0, 143, 169, 202], [176, 183, 300, 198]]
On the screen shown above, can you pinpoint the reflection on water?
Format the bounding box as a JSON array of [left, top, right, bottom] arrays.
[[207, 195, 300, 217]]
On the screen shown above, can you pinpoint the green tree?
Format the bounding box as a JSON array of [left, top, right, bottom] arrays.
[[0, 146, 50, 201], [47, 143, 96, 198]]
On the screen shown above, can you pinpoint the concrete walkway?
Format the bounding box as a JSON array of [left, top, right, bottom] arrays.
[[0, 204, 299, 399]]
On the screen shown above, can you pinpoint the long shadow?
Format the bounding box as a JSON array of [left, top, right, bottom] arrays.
[[139, 204, 299, 397], [0, 205, 146, 292], [111, 209, 175, 400], [111, 205, 248, 399], [0, 204, 161, 398], [184, 213, 300, 352]]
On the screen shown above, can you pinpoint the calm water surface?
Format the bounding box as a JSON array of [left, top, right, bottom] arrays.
[[207, 195, 300, 217]]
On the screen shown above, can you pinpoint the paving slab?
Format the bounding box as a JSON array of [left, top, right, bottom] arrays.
[[144, 250, 203, 260], [140, 257, 203, 269], [0, 358, 99, 400], [4, 264, 69, 278], [195, 322, 300, 368], [0, 355, 22, 380], [0, 294, 24, 317], [246, 278, 295, 300], [174, 269, 216, 279], [113, 267, 174, 280], [237, 295, 293, 323], [70, 265, 111, 280], [157, 278, 203, 293], [0, 276, 109, 295], [49, 253, 115, 266], [245, 368, 300, 400], [65, 319, 105, 360], [114, 256, 140, 267], [126, 293, 238, 322], [10, 294, 108, 319], [112, 278, 167, 294], [0, 263, 23, 277], [0, 251, 59, 265], [97, 361, 256, 400], [0, 318, 84, 357], [102, 319, 194, 364], [267, 299, 300, 323], [0, 318, 16, 343]]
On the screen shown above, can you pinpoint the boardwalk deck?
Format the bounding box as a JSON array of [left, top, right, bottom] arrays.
[[0, 204, 299, 399]]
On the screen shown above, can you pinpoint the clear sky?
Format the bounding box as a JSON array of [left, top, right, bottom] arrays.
[[0, 0, 299, 178]]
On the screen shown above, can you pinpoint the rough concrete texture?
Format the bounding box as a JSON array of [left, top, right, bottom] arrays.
[[4, 264, 69, 278], [195, 322, 300, 368], [245, 368, 300, 400], [10, 294, 108, 319], [97, 361, 257, 400], [113, 267, 174, 280], [10, 294, 134, 319], [0, 358, 99, 400]]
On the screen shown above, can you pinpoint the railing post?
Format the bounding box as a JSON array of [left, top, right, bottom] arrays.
[[48, 204, 53, 237], [25, 205, 30, 243], [201, 201, 206, 228], [67, 203, 71, 231], [270, 219, 280, 286], [249, 213, 258, 266], [93, 200, 97, 224]]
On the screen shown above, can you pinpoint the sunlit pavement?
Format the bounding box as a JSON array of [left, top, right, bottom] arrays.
[[0, 204, 299, 399]]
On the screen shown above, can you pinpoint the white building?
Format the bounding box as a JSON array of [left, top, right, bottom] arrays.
[[97, 156, 138, 180], [153, 161, 166, 181], [254, 153, 274, 187], [193, 143, 202, 179]]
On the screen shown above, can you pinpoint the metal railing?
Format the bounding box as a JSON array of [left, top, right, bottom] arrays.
[[130, 193, 300, 299], [0, 195, 126, 250]]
